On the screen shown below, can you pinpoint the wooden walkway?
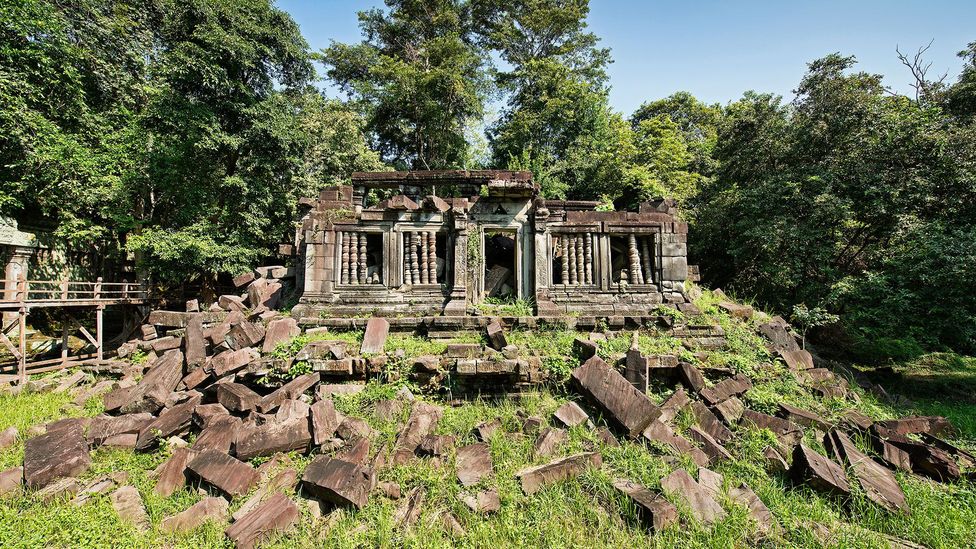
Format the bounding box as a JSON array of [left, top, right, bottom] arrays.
[[0, 275, 147, 383]]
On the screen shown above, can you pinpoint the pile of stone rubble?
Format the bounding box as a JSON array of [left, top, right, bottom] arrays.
[[0, 284, 973, 547]]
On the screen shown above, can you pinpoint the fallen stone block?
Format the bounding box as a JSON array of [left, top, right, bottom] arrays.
[[184, 316, 207, 367], [473, 418, 502, 442], [225, 492, 299, 549], [778, 349, 814, 370], [23, 423, 90, 489], [336, 437, 371, 465], [763, 446, 789, 474], [612, 478, 677, 532], [658, 389, 690, 424], [258, 373, 320, 413], [210, 348, 256, 377], [310, 399, 343, 445], [642, 420, 708, 467], [718, 301, 753, 319], [233, 271, 256, 288], [789, 444, 850, 497], [441, 510, 466, 537], [711, 397, 744, 425], [187, 449, 260, 498], [516, 452, 602, 495], [54, 371, 88, 393], [486, 321, 507, 350], [678, 362, 706, 393], [740, 409, 803, 446], [699, 374, 752, 406], [232, 469, 299, 522], [392, 401, 443, 464], [111, 486, 150, 532], [689, 402, 733, 444], [417, 434, 455, 457], [217, 382, 262, 412], [275, 399, 311, 423], [880, 434, 961, 482], [0, 466, 23, 497], [301, 455, 372, 509], [194, 403, 230, 428], [572, 338, 598, 360], [825, 430, 907, 513], [461, 488, 500, 514], [227, 321, 265, 351], [660, 469, 726, 525], [193, 415, 242, 453], [160, 496, 229, 534], [151, 336, 183, 353], [553, 401, 589, 428], [729, 482, 775, 533], [533, 427, 568, 459], [316, 383, 364, 399], [778, 403, 831, 431], [262, 318, 300, 353], [374, 399, 404, 421], [336, 417, 377, 441], [135, 395, 202, 451], [697, 467, 725, 499], [456, 442, 493, 487], [688, 426, 733, 463], [595, 427, 620, 447], [35, 476, 80, 502], [361, 317, 390, 354], [119, 350, 185, 414], [86, 414, 154, 448], [875, 416, 953, 438], [841, 410, 874, 433], [394, 486, 425, 529], [235, 418, 312, 460], [154, 447, 195, 497], [571, 356, 660, 437]]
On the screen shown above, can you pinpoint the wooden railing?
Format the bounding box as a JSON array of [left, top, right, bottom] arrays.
[[0, 275, 147, 306]]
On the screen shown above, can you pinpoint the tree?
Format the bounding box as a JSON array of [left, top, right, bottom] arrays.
[[947, 42, 976, 119], [124, 0, 315, 287], [481, 0, 621, 199], [694, 53, 976, 357], [790, 304, 839, 350], [0, 0, 158, 251], [321, 0, 491, 170]]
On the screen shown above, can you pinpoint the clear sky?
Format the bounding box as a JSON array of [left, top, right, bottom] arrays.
[[278, 0, 975, 114]]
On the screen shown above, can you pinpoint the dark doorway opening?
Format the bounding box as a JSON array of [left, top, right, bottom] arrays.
[[483, 231, 516, 299]]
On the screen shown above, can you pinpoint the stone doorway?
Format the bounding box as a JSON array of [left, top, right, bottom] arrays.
[[482, 230, 517, 300]]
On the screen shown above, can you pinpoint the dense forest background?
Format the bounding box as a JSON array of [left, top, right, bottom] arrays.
[[2, 0, 975, 360]]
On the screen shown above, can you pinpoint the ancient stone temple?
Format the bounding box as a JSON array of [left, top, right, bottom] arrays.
[[291, 171, 694, 319]]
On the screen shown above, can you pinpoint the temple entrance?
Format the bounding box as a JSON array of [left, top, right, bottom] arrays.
[[482, 230, 517, 300]]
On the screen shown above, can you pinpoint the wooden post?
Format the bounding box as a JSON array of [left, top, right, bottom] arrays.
[[94, 277, 103, 362], [61, 277, 69, 300], [61, 311, 69, 367], [17, 308, 26, 384]]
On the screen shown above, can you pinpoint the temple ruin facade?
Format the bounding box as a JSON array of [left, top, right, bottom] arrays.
[[291, 171, 695, 319]]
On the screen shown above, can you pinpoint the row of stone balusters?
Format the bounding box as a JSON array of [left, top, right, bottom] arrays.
[[339, 231, 378, 285], [404, 231, 437, 285], [624, 234, 654, 284], [558, 233, 594, 285]]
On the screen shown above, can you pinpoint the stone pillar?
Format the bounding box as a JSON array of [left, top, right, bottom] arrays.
[[532, 202, 558, 315], [2, 246, 31, 334], [443, 212, 468, 316]]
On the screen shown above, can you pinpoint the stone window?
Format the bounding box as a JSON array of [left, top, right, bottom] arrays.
[[402, 231, 448, 285], [609, 234, 655, 285], [551, 233, 594, 286], [338, 231, 384, 285]]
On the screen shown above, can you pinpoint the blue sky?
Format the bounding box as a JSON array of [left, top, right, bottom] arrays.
[[279, 0, 975, 114]]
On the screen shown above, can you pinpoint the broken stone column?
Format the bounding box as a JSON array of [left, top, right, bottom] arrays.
[[640, 236, 653, 283], [628, 235, 644, 284], [341, 232, 351, 285], [560, 235, 570, 285], [426, 232, 437, 284], [358, 232, 367, 284], [349, 232, 359, 284]]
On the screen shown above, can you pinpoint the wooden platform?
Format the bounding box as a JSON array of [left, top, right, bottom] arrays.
[[0, 275, 147, 383]]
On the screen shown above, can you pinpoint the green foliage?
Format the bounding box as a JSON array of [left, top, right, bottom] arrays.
[[475, 297, 534, 317], [694, 54, 976, 355], [321, 0, 492, 169], [791, 304, 839, 349]]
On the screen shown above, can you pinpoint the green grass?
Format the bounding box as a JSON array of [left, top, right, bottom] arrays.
[[1, 294, 975, 547]]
